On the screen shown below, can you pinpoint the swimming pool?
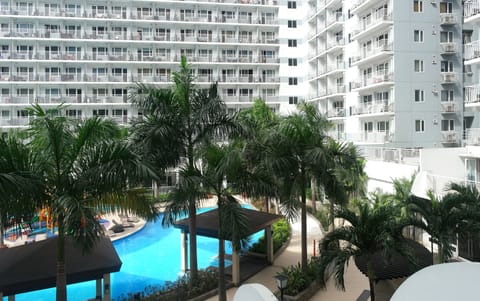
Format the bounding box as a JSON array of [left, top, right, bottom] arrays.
[[6, 208, 262, 301]]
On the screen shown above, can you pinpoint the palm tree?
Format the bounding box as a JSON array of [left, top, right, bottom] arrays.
[[265, 103, 332, 271], [317, 200, 415, 301], [0, 132, 44, 246], [200, 143, 250, 301], [314, 140, 366, 230], [130, 56, 239, 279], [26, 105, 159, 301], [407, 183, 480, 263]]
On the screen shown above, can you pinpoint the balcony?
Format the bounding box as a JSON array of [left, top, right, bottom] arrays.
[[465, 85, 480, 105], [351, 43, 393, 66], [358, 131, 392, 144], [440, 72, 456, 84], [464, 1, 480, 22], [440, 102, 457, 113], [353, 102, 393, 116], [466, 128, 480, 146], [351, 9, 392, 40], [351, 0, 378, 15], [327, 107, 345, 118], [352, 72, 393, 91], [440, 42, 456, 54], [440, 13, 456, 25], [441, 131, 458, 144], [464, 40, 480, 62]]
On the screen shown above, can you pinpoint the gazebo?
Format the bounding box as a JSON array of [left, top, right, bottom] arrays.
[[173, 207, 282, 286], [0, 236, 122, 301]]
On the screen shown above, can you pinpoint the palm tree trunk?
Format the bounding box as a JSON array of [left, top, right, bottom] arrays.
[[329, 199, 335, 231], [188, 201, 198, 279], [300, 170, 308, 271], [56, 216, 67, 301], [369, 278, 376, 301], [0, 214, 5, 247], [311, 177, 317, 213], [218, 238, 226, 301]]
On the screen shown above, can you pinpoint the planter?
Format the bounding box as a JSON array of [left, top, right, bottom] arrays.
[[280, 281, 322, 301]]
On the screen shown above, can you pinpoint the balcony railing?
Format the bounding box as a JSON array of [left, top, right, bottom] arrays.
[[441, 72, 456, 84], [441, 102, 457, 113], [465, 85, 480, 104], [352, 72, 393, 89], [441, 131, 458, 144], [440, 13, 456, 25], [352, 9, 392, 37], [464, 0, 480, 19], [352, 42, 393, 63], [352, 102, 393, 115], [464, 40, 480, 60]]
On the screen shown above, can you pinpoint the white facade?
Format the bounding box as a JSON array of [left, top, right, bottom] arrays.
[[0, 0, 302, 130]]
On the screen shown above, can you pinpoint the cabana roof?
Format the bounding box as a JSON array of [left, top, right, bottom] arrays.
[[173, 208, 282, 239], [0, 236, 121, 296]]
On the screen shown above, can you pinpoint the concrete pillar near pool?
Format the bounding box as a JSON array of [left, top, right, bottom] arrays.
[[180, 231, 188, 272], [232, 248, 240, 286], [103, 273, 111, 301], [266, 225, 273, 264], [8, 295, 14, 301], [0, 292, 3, 299], [96, 278, 102, 300]]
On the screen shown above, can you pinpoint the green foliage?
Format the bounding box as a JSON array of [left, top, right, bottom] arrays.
[[249, 219, 290, 254], [308, 206, 329, 231], [115, 268, 219, 301], [279, 257, 320, 296]]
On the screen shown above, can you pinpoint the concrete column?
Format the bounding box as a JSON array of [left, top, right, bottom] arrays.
[[96, 278, 102, 300], [180, 231, 188, 272], [8, 295, 14, 301], [232, 247, 240, 286], [266, 225, 274, 264], [103, 273, 111, 301]]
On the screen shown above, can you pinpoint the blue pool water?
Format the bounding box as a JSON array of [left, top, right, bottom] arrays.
[[7, 208, 262, 301]]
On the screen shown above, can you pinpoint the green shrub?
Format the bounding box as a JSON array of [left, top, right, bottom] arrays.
[[279, 257, 320, 296], [115, 268, 218, 301], [249, 219, 291, 254]]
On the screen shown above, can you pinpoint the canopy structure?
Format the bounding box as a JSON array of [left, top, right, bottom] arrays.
[[233, 283, 278, 301], [0, 236, 122, 300], [354, 239, 432, 281], [173, 207, 283, 285], [391, 262, 480, 301]]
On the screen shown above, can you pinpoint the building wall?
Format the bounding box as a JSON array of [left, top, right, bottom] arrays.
[[0, 0, 288, 130]]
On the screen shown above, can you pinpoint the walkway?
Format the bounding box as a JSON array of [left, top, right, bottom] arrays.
[[204, 209, 389, 301]]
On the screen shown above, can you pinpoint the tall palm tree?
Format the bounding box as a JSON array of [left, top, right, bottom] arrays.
[[407, 183, 480, 263], [0, 133, 44, 246], [317, 200, 415, 301], [265, 103, 332, 271], [130, 56, 239, 279], [314, 140, 366, 230], [200, 143, 249, 301], [26, 105, 159, 301]]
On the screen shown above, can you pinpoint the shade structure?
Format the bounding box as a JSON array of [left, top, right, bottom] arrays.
[[0, 236, 122, 296], [173, 207, 283, 239], [391, 262, 480, 301], [233, 283, 278, 301], [354, 239, 432, 281]]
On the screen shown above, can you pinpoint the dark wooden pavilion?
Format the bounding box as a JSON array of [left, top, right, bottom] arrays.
[[0, 236, 121, 301], [173, 207, 283, 286]]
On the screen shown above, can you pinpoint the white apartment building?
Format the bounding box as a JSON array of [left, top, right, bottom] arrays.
[[306, 0, 465, 148], [0, 0, 302, 131]]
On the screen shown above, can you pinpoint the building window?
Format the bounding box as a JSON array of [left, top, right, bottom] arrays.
[[414, 89, 424, 102], [377, 121, 389, 132], [414, 30, 424, 42], [415, 120, 425, 132], [288, 39, 297, 47], [287, 1, 296, 9], [441, 119, 454, 131], [414, 60, 424, 72], [441, 90, 454, 102], [414, 0, 423, 12], [440, 2, 453, 13], [288, 58, 297, 66], [287, 20, 297, 28], [289, 96, 298, 104], [288, 77, 298, 85], [441, 60, 454, 72]]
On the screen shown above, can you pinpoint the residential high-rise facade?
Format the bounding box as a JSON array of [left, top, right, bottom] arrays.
[[0, 0, 299, 131], [306, 0, 465, 148]]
